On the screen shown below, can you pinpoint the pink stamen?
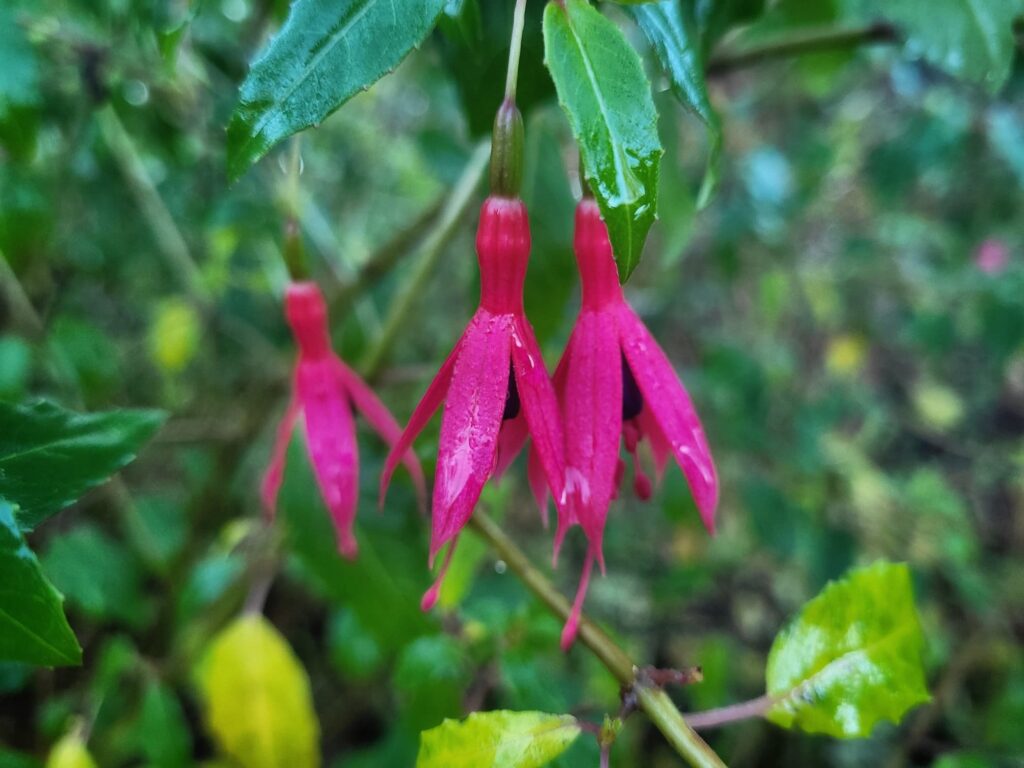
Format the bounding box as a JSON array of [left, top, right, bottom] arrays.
[[561, 546, 596, 651]]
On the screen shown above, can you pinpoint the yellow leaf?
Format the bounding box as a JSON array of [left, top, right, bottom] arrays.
[[148, 298, 200, 374], [46, 732, 98, 768], [825, 334, 867, 377], [197, 615, 320, 768]]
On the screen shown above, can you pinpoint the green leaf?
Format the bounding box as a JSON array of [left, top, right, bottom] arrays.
[[765, 561, 930, 738], [629, 0, 722, 207], [44, 731, 97, 768], [0, 400, 165, 530], [197, 615, 320, 768], [0, 502, 80, 667], [417, 711, 581, 768], [858, 0, 1019, 92], [227, 0, 447, 179], [41, 525, 149, 627], [543, 0, 662, 280], [136, 679, 193, 767]]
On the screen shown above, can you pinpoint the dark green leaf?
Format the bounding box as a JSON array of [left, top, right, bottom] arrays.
[[543, 0, 662, 280], [630, 0, 722, 207], [859, 0, 1019, 92], [766, 561, 930, 738], [0, 502, 80, 666], [41, 525, 149, 627], [417, 710, 581, 768], [696, 0, 767, 59], [227, 0, 447, 179], [0, 400, 165, 530]]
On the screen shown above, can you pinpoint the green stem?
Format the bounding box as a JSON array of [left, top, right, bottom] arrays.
[[359, 142, 489, 380], [707, 22, 899, 76], [0, 249, 44, 338], [467, 512, 726, 768], [95, 104, 210, 307], [504, 0, 529, 101]]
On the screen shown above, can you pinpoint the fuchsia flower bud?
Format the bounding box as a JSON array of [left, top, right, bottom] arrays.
[[381, 195, 567, 610], [261, 281, 424, 558], [974, 238, 1009, 275], [548, 198, 719, 650]]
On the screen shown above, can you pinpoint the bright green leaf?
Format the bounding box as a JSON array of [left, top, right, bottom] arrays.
[[417, 710, 581, 768], [227, 0, 447, 179], [197, 615, 320, 768], [0, 502, 80, 667], [543, 0, 662, 280], [0, 400, 164, 530], [766, 561, 930, 738], [858, 0, 1019, 92], [41, 524, 148, 627], [629, 0, 722, 207]]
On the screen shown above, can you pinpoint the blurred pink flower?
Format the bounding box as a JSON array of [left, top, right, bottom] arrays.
[[546, 198, 719, 650], [381, 196, 566, 611], [261, 281, 424, 558], [975, 238, 1009, 275]]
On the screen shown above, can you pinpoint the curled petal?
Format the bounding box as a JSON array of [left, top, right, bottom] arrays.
[[297, 359, 360, 558], [337, 361, 425, 508], [420, 536, 459, 612], [380, 338, 461, 507], [561, 310, 621, 566], [618, 305, 718, 533], [260, 392, 301, 520], [430, 311, 513, 561], [510, 317, 566, 521]]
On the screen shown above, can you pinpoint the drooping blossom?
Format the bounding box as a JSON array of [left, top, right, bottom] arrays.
[[262, 281, 424, 558], [547, 197, 719, 649], [380, 134, 566, 610]]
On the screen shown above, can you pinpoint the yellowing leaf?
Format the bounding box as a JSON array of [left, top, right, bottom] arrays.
[[148, 299, 200, 374], [198, 615, 320, 768], [825, 335, 867, 377], [45, 731, 97, 768], [766, 561, 930, 738], [417, 711, 580, 768]]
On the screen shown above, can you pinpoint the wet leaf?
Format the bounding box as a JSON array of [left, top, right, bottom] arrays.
[[544, 0, 662, 280], [766, 561, 930, 738], [417, 710, 580, 768], [629, 0, 722, 206], [227, 0, 447, 179], [0, 400, 165, 530]]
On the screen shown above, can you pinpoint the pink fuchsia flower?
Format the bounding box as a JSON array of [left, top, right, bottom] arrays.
[[261, 281, 424, 558], [550, 198, 719, 650], [974, 238, 1009, 275], [381, 195, 566, 610]]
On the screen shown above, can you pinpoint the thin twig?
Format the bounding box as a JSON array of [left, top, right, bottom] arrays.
[[359, 142, 490, 380], [683, 694, 776, 731], [467, 512, 726, 768], [707, 22, 900, 77]]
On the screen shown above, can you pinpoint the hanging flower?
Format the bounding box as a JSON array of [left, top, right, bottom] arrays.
[[380, 118, 567, 609], [549, 197, 719, 649], [261, 281, 424, 558]]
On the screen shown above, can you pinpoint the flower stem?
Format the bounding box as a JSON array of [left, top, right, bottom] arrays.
[[467, 511, 726, 768], [504, 0, 529, 101]]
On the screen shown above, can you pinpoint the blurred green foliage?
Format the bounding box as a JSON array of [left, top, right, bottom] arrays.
[[1, 0, 1023, 766]]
